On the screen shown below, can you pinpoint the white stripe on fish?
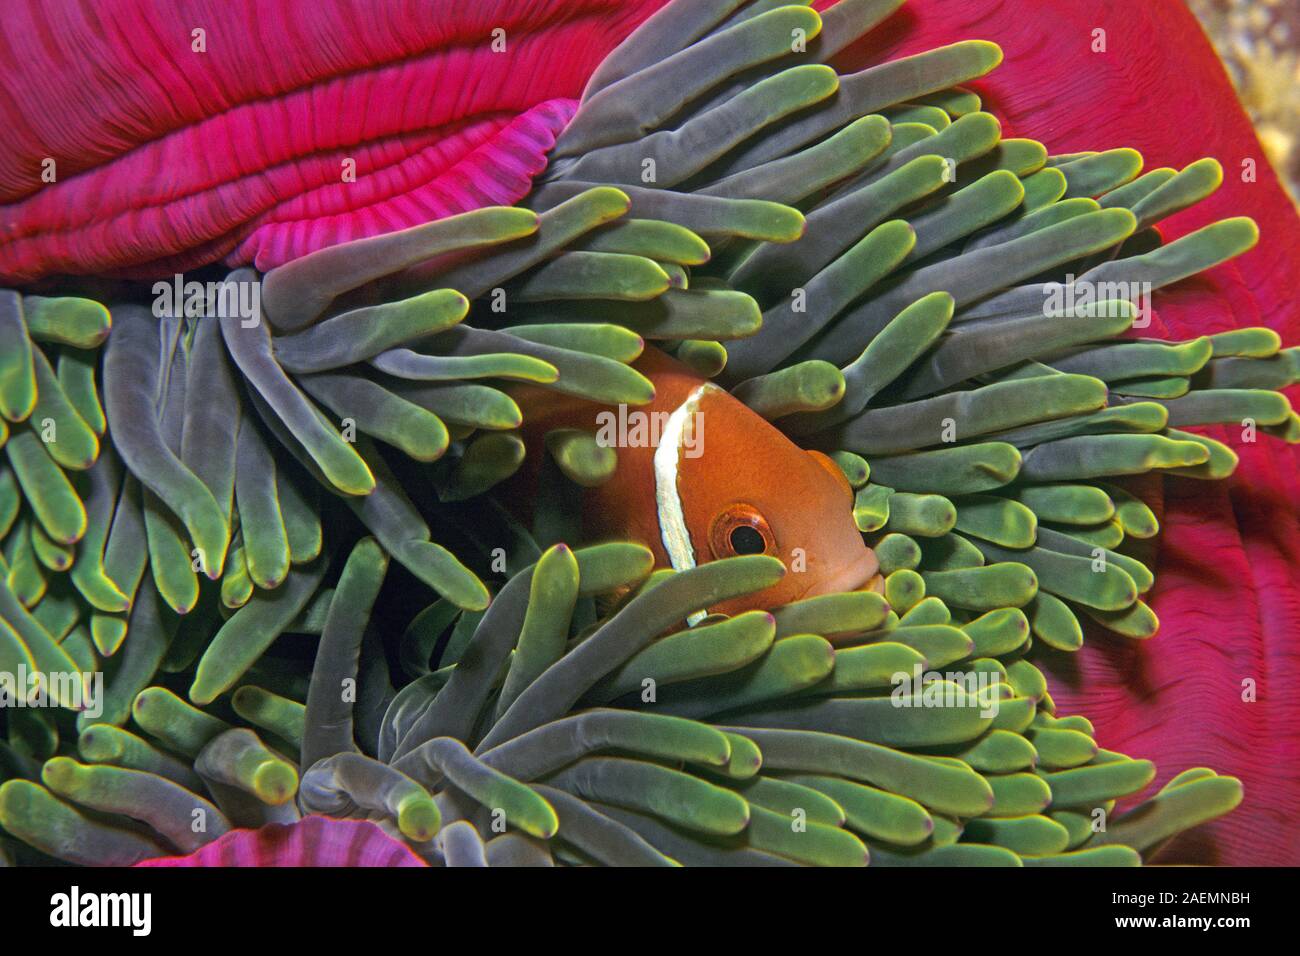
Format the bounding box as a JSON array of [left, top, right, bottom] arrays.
[[653, 383, 715, 625]]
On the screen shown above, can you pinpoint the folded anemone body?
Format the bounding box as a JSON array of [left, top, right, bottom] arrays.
[[134, 816, 427, 866], [0, 0, 664, 281]]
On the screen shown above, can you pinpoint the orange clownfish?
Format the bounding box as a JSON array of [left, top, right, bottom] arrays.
[[514, 346, 881, 617]]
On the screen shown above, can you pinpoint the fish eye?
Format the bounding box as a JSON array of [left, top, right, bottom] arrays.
[[730, 525, 766, 555], [710, 504, 774, 559]]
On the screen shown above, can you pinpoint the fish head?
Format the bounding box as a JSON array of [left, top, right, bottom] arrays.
[[663, 378, 881, 617], [515, 346, 881, 617]]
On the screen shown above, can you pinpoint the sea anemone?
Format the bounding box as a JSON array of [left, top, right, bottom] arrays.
[[0, 0, 663, 281], [1, 0, 1297, 866]]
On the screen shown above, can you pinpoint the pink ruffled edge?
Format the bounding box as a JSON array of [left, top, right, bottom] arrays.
[[0, 0, 666, 283], [133, 816, 427, 867]]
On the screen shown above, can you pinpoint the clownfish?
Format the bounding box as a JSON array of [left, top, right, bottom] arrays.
[[513, 346, 881, 617]]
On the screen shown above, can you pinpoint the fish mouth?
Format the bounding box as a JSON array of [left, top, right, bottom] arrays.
[[797, 549, 881, 601]]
